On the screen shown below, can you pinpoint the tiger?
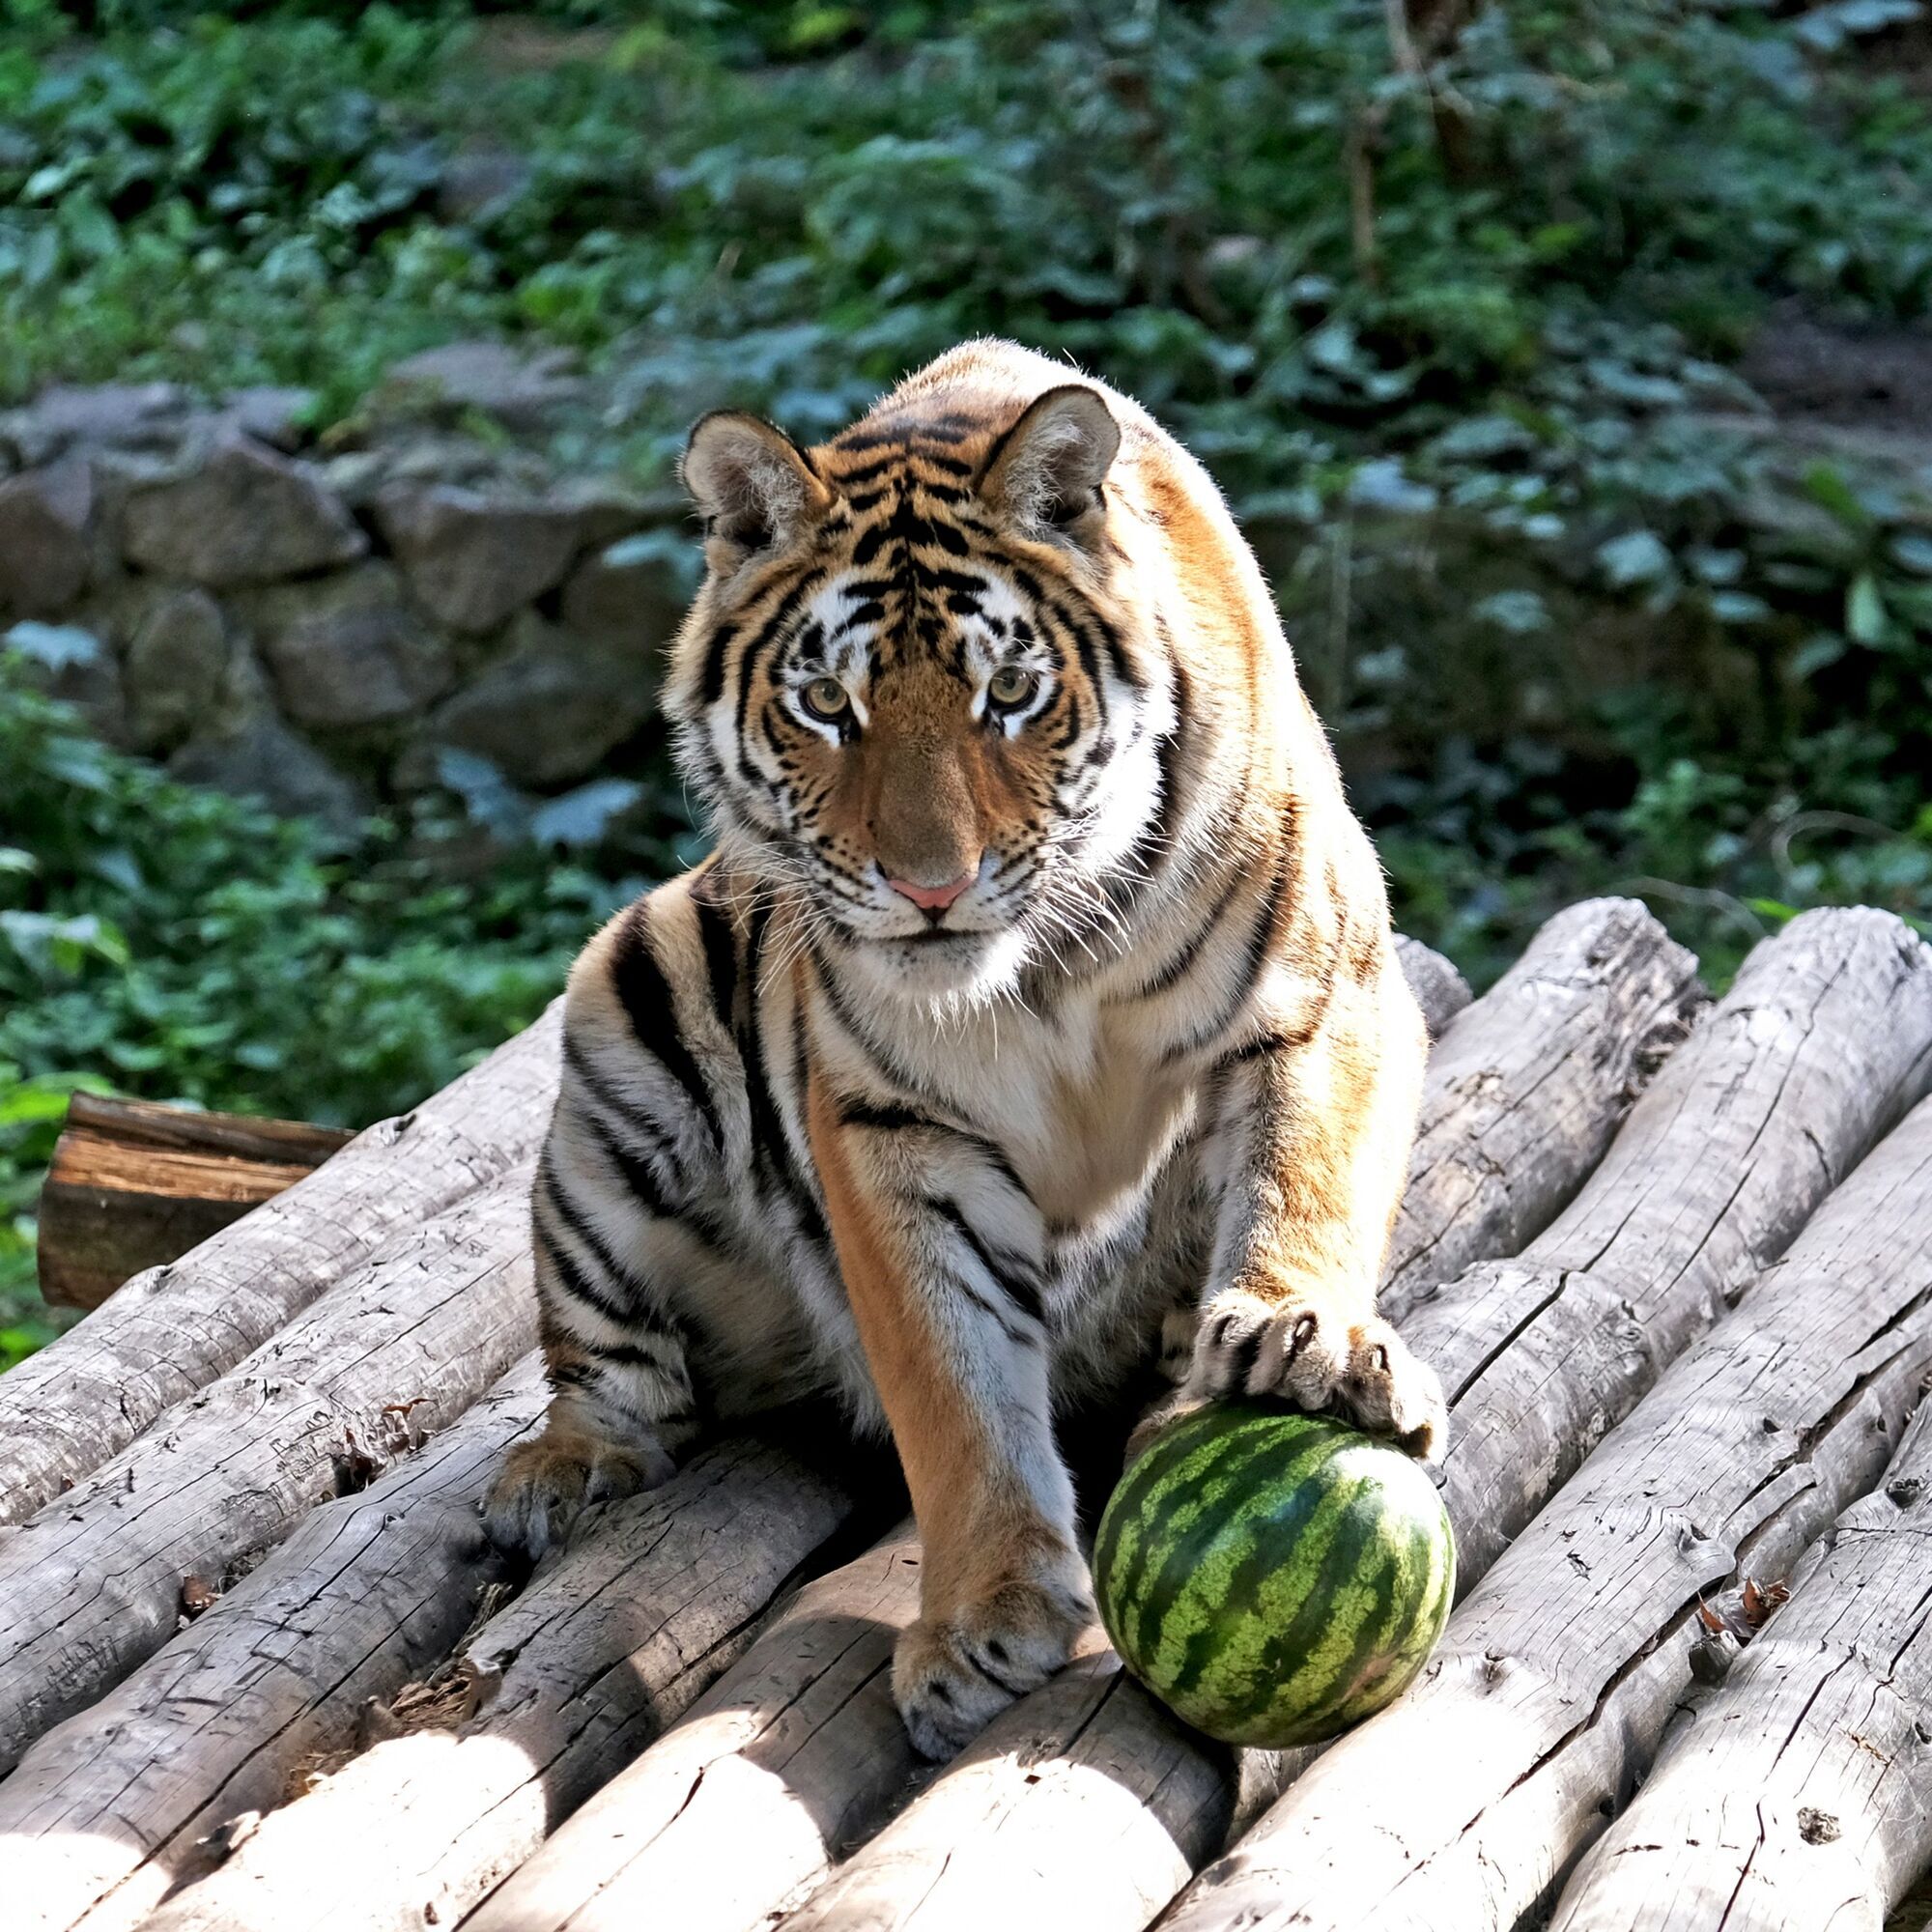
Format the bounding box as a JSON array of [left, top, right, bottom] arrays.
[[483, 338, 1446, 1758]]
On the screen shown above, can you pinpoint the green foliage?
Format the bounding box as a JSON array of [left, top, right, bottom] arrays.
[[0, 653, 643, 1365], [4, 0, 1932, 1359]]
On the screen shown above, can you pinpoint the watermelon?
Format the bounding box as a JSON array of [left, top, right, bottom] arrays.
[[1093, 1403, 1455, 1747]]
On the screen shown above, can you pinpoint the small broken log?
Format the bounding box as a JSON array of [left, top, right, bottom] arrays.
[[465, 1525, 927, 1932], [1393, 933, 1470, 1040], [0, 1170, 538, 1775], [1548, 1379, 1932, 1931], [0, 1356, 548, 1932], [1151, 906, 1932, 1932], [141, 1431, 885, 1932], [0, 1003, 560, 1526], [1381, 897, 1702, 1321], [1161, 1091, 1932, 1932], [37, 1094, 354, 1312]]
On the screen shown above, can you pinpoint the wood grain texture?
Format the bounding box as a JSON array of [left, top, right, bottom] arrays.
[[1381, 897, 1702, 1322], [1548, 1376, 1932, 1931], [0, 1171, 538, 1776], [1166, 1093, 1932, 1932], [140, 1434, 876, 1932], [464, 1525, 927, 1932], [0, 1358, 549, 1932], [632, 901, 1695, 1932], [1393, 933, 1471, 1041], [0, 1004, 560, 1525], [1152, 906, 1932, 1932]]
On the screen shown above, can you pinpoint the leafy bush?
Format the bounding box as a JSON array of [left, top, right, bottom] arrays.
[[0, 653, 648, 1365]]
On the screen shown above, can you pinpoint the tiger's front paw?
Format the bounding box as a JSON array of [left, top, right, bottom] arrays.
[[482, 1425, 675, 1560], [1185, 1289, 1447, 1462], [892, 1557, 1094, 1759]]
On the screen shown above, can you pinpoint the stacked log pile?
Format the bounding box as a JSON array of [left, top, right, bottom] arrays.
[[4, 900, 1931, 1932]]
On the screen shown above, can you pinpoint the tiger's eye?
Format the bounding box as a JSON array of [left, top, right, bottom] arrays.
[[988, 666, 1038, 709], [801, 676, 851, 721]]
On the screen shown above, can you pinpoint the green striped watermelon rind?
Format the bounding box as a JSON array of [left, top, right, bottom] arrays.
[[1094, 1403, 1455, 1748]]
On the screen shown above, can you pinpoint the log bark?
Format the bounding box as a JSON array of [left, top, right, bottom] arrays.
[[38, 1094, 354, 1312], [141, 1431, 883, 1932], [521, 901, 1690, 1932], [0, 1003, 560, 1525], [0, 1169, 538, 1776], [0, 1357, 548, 1932], [464, 1525, 928, 1932], [1159, 1091, 1932, 1932], [1548, 1377, 1932, 1930], [1392, 933, 1470, 1041], [1150, 906, 1932, 1932], [1381, 897, 1702, 1321]]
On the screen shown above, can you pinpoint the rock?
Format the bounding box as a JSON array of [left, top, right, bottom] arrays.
[[169, 668, 368, 829], [124, 437, 367, 588], [375, 482, 586, 634], [0, 460, 94, 617], [0, 383, 185, 467], [216, 386, 318, 452], [559, 531, 694, 666], [381, 340, 585, 433], [124, 588, 229, 752], [435, 146, 532, 223], [253, 562, 453, 729], [417, 611, 654, 786]]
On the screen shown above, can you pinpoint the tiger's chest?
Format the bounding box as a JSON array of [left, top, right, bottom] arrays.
[[890, 994, 1201, 1240]]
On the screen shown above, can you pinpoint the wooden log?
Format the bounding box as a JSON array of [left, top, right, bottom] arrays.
[[0, 1003, 560, 1526], [1160, 1092, 1932, 1932], [464, 1525, 928, 1932], [140, 1431, 885, 1932], [0, 1169, 538, 1776], [0, 1356, 548, 1932], [1146, 906, 1932, 1932], [1547, 1378, 1932, 1929], [38, 1094, 354, 1313], [485, 902, 1689, 1932], [1393, 933, 1470, 1040], [1381, 897, 1701, 1321]]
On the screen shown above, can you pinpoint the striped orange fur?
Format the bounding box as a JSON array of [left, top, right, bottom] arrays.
[[485, 340, 1444, 1757]]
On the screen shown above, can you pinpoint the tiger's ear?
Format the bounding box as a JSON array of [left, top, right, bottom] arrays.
[[682, 411, 832, 567], [979, 384, 1120, 544]]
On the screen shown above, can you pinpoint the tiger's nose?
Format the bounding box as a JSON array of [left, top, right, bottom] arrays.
[[887, 871, 975, 915]]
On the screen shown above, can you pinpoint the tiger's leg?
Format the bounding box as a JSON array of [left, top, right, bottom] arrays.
[[807, 1082, 1090, 1759], [1176, 949, 1446, 1458], [485, 896, 741, 1558]]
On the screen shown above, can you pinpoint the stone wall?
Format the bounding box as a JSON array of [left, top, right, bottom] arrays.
[[0, 344, 695, 829]]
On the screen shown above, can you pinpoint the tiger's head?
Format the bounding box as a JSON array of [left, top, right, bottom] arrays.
[[664, 376, 1178, 1009]]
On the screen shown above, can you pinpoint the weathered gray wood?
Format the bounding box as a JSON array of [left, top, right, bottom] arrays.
[[1151, 906, 1932, 1932], [0, 1357, 549, 1932], [1548, 1383, 1932, 1930], [0, 1170, 538, 1776], [1161, 1092, 1932, 1932], [464, 1525, 926, 1932], [594, 902, 1694, 1932], [0, 1004, 560, 1525], [141, 1434, 874, 1932], [778, 1634, 1233, 1932], [1381, 898, 1702, 1321], [1393, 933, 1471, 1041]]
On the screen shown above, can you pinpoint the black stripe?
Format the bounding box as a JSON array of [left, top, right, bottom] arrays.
[[538, 1158, 698, 1354], [928, 1195, 1046, 1329], [692, 886, 740, 1036], [611, 902, 725, 1153], [740, 909, 830, 1247]]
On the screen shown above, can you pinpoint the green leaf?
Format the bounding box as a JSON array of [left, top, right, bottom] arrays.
[[1846, 573, 1889, 647]]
